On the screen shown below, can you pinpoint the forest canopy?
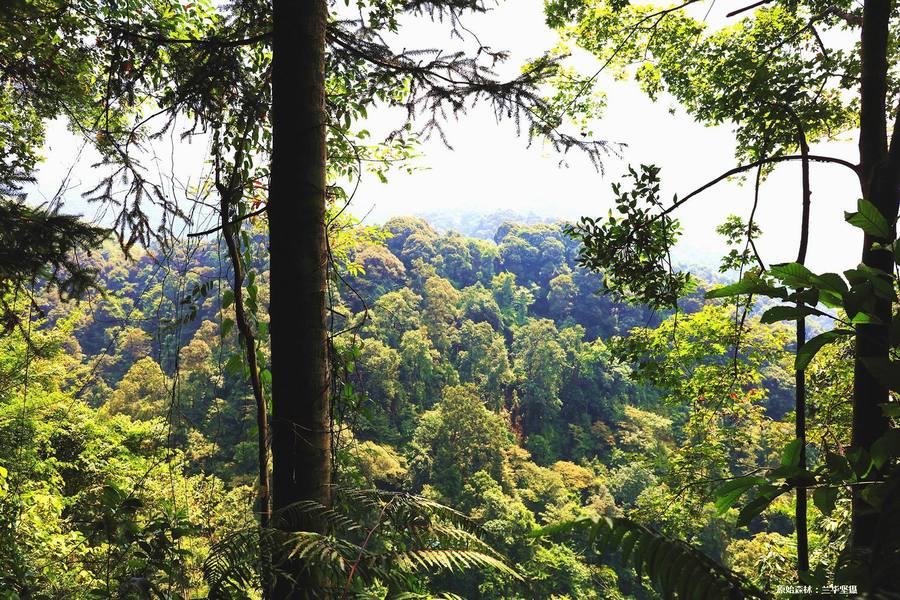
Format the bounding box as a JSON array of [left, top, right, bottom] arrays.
[[1, 0, 899, 599]]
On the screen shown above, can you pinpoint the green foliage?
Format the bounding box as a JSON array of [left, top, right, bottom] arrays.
[[547, 0, 862, 162], [0, 200, 108, 329], [3, 210, 885, 597], [9, 0, 899, 595], [0, 305, 251, 597], [534, 515, 769, 599], [203, 488, 520, 598], [411, 385, 512, 498], [566, 165, 693, 309]]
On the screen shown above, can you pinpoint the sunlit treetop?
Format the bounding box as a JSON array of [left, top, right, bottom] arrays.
[[545, 0, 898, 162]]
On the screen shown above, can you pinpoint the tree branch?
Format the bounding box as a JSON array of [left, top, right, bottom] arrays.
[[110, 24, 271, 47], [187, 205, 267, 237], [670, 154, 859, 214], [727, 0, 775, 18]]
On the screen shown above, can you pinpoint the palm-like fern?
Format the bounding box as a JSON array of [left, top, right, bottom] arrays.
[[534, 516, 770, 600], [202, 488, 520, 598]]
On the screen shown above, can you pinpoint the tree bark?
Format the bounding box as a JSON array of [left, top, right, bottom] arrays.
[[269, 0, 332, 596], [851, 0, 897, 556]]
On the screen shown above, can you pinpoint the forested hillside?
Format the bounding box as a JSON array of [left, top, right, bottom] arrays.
[[3, 215, 831, 598], [4, 0, 900, 598]]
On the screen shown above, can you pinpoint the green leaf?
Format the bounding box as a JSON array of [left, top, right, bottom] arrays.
[[847, 447, 873, 479], [851, 311, 884, 325], [785, 469, 817, 488], [222, 289, 234, 310], [795, 329, 853, 370], [844, 198, 891, 239], [767, 464, 802, 480], [781, 439, 803, 468], [823, 452, 852, 483], [760, 305, 817, 324], [736, 485, 785, 527], [221, 318, 235, 337], [811, 272, 849, 295], [812, 487, 838, 516], [225, 354, 243, 377], [736, 494, 772, 528], [620, 530, 639, 564], [870, 429, 900, 471], [770, 262, 815, 288], [704, 275, 785, 300], [861, 482, 889, 510], [713, 476, 766, 514], [812, 273, 848, 307]]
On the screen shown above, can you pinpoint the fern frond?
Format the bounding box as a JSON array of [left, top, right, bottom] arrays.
[[534, 516, 770, 599], [203, 530, 266, 598], [379, 491, 474, 529], [273, 499, 363, 535], [202, 488, 518, 597], [411, 523, 501, 554], [390, 549, 522, 580], [393, 593, 466, 600]]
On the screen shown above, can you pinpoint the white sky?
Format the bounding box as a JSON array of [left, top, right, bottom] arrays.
[[29, 0, 865, 274]]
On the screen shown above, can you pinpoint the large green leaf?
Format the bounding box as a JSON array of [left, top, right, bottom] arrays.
[[222, 289, 235, 310], [795, 329, 854, 370], [781, 439, 804, 468], [221, 317, 235, 337], [812, 487, 838, 516], [844, 198, 892, 239], [810, 272, 849, 307], [704, 275, 786, 300], [769, 262, 815, 288], [760, 305, 819, 324], [870, 429, 900, 471], [737, 484, 787, 527], [714, 476, 767, 514]]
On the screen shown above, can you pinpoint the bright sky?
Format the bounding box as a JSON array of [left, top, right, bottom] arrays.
[[30, 0, 865, 274]]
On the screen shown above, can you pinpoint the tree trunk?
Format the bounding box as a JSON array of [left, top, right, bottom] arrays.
[[851, 0, 897, 556], [269, 0, 332, 595], [794, 121, 810, 576]]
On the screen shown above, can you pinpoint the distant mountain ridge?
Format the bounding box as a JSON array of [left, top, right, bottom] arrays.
[[414, 209, 558, 240]]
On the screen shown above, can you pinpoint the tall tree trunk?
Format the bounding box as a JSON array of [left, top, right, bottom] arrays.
[[851, 0, 897, 556], [269, 0, 332, 595], [794, 120, 810, 576]]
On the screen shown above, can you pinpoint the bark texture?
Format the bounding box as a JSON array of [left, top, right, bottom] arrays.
[[269, 0, 332, 595], [851, 0, 898, 555]]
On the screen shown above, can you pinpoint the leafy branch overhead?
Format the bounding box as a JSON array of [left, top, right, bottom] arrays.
[[8, 0, 616, 253], [566, 164, 694, 310], [705, 198, 899, 376]]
